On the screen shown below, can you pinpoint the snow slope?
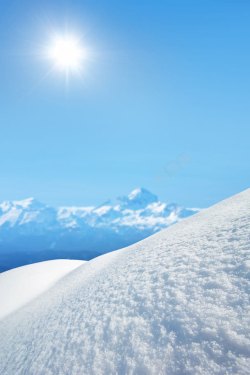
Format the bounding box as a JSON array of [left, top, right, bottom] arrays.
[[0, 188, 199, 271], [0, 259, 85, 319], [0, 189, 249, 374]]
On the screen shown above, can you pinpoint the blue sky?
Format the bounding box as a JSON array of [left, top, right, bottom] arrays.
[[0, 0, 249, 207]]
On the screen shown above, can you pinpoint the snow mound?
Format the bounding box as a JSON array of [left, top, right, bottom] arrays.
[[0, 259, 84, 319], [0, 189, 249, 374]]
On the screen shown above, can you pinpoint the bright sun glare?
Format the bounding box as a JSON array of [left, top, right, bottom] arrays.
[[47, 34, 87, 73]]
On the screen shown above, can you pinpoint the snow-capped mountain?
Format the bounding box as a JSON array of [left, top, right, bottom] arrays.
[[0, 189, 249, 374], [0, 188, 199, 271]]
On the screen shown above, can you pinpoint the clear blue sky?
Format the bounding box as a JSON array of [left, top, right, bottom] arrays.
[[0, 0, 249, 207]]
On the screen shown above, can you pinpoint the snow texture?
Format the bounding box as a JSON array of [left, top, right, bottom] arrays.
[[0, 189, 249, 374], [0, 259, 85, 320]]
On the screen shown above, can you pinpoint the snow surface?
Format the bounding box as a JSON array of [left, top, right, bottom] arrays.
[[0, 259, 84, 320], [0, 189, 249, 374]]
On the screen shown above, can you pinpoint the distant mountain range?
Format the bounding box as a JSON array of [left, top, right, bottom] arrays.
[[0, 188, 200, 271]]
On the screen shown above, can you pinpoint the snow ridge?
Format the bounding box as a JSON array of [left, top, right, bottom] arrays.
[[0, 188, 249, 374]]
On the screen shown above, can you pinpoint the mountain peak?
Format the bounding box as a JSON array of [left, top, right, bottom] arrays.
[[119, 187, 158, 209], [13, 197, 45, 210]]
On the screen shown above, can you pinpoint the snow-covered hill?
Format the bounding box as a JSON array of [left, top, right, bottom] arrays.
[[0, 259, 85, 320], [0, 189, 249, 374], [0, 188, 199, 271]]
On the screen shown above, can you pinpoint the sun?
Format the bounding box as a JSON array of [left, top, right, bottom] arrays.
[[47, 34, 87, 73]]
